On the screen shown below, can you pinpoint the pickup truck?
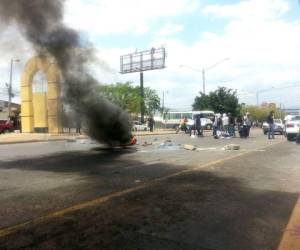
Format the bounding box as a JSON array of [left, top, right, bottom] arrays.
[[0, 120, 13, 134]]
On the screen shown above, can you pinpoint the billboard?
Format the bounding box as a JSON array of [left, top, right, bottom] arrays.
[[120, 47, 166, 74]]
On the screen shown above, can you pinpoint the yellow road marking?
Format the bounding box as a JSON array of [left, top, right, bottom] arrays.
[[0, 140, 284, 239], [278, 196, 300, 250]]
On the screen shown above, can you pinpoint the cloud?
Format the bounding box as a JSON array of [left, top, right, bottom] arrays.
[[146, 0, 300, 107], [64, 0, 199, 36], [156, 23, 184, 37], [0, 25, 34, 102], [202, 0, 289, 21], [1, 0, 300, 109]]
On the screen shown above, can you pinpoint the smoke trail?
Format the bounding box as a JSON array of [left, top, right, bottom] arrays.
[[0, 0, 132, 146]]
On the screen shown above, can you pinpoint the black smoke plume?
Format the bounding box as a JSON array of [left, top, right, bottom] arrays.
[[0, 0, 132, 146]]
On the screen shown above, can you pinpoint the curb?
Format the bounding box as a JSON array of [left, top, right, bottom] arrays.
[[0, 132, 178, 145], [0, 138, 76, 145]]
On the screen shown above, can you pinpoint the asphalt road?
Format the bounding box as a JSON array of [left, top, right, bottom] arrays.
[[0, 129, 299, 249]]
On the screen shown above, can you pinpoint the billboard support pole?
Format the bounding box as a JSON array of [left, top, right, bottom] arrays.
[[120, 47, 166, 124], [140, 72, 144, 123]]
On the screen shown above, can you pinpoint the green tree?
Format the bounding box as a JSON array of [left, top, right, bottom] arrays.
[[144, 87, 160, 116], [98, 82, 140, 114], [241, 105, 283, 122], [192, 87, 241, 116], [192, 92, 210, 110], [98, 82, 160, 116]]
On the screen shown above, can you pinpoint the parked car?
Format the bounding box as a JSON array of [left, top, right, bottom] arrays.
[[285, 115, 300, 141], [132, 121, 148, 131], [262, 119, 284, 135], [0, 120, 14, 134]]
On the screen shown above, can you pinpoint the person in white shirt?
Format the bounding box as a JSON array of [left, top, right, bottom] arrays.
[[243, 112, 252, 137], [187, 117, 195, 136], [222, 113, 229, 133]]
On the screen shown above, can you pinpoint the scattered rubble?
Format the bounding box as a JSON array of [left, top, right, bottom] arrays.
[[184, 144, 217, 151], [66, 138, 77, 143], [183, 144, 196, 151], [158, 140, 180, 150], [222, 144, 240, 150], [196, 147, 217, 151]]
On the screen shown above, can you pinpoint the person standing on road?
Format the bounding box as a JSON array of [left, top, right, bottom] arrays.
[[180, 116, 188, 133], [244, 112, 252, 137], [222, 113, 229, 133], [236, 115, 243, 132], [212, 113, 222, 138], [228, 113, 236, 137], [188, 116, 195, 137], [266, 111, 275, 139], [212, 114, 218, 137], [199, 113, 204, 136], [148, 116, 155, 132], [195, 114, 202, 137]]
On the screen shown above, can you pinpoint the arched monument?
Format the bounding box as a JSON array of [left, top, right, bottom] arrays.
[[20, 56, 62, 133]]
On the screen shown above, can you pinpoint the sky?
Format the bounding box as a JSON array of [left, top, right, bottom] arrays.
[[1, 0, 300, 110]]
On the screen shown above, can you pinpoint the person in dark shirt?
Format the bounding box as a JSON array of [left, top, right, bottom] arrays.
[[266, 111, 274, 139], [195, 114, 202, 137], [148, 116, 155, 132], [228, 113, 235, 137]]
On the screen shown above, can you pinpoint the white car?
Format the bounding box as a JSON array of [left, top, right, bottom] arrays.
[[132, 121, 148, 131], [285, 115, 300, 141], [262, 119, 284, 135]]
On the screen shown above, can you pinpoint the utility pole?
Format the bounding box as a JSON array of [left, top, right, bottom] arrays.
[[8, 59, 20, 119], [256, 91, 259, 107], [120, 47, 166, 124], [180, 58, 229, 95], [8, 59, 13, 119], [202, 68, 206, 94], [140, 72, 145, 123]]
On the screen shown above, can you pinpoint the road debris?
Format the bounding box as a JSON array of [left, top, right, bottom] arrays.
[[142, 141, 153, 147], [158, 141, 180, 150], [66, 138, 77, 143], [222, 144, 240, 150], [196, 147, 217, 151], [183, 144, 196, 151]]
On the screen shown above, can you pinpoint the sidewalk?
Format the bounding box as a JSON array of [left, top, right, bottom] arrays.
[[0, 129, 177, 145], [0, 133, 88, 145]]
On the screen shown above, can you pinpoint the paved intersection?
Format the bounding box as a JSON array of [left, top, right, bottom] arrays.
[[0, 129, 299, 249]]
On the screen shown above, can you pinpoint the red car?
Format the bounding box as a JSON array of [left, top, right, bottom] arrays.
[[0, 120, 14, 134]]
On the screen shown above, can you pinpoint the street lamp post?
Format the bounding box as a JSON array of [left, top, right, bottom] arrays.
[[202, 68, 205, 94], [256, 84, 300, 106], [180, 58, 229, 94], [162, 91, 165, 112], [161, 90, 168, 114], [8, 58, 20, 119], [256, 87, 275, 107]]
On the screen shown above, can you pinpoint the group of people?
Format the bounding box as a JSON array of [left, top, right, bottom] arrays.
[[179, 112, 252, 139], [212, 112, 252, 139]]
